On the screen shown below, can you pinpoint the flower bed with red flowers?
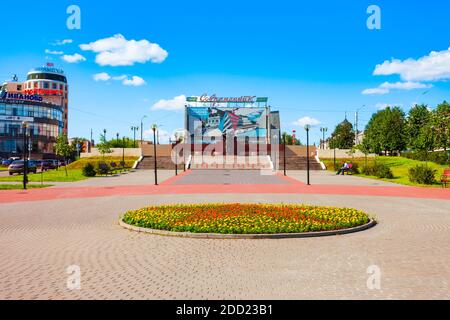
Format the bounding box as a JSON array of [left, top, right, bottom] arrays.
[[122, 203, 370, 234]]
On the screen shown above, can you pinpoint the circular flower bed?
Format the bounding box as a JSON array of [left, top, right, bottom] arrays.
[[122, 203, 370, 234]]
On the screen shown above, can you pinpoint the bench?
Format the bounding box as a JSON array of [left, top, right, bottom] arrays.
[[441, 168, 450, 188], [345, 164, 354, 175], [110, 162, 121, 173], [98, 163, 113, 176]]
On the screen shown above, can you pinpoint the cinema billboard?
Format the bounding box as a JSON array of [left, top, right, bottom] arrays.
[[186, 106, 268, 143]]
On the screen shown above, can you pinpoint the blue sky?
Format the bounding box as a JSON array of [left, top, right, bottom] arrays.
[[1, 0, 449, 144]]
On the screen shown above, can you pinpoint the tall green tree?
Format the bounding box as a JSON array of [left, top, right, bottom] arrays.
[[406, 104, 431, 151], [55, 134, 75, 176], [363, 106, 406, 155], [328, 119, 354, 149], [430, 101, 450, 152], [96, 133, 113, 158]]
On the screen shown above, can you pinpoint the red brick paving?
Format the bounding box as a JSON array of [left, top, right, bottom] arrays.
[[0, 170, 449, 203]]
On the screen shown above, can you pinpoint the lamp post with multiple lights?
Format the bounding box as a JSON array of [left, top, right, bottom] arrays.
[[131, 126, 139, 148], [304, 124, 311, 186], [320, 127, 328, 150]]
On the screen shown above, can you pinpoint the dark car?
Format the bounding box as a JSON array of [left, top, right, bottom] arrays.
[[40, 160, 58, 171], [8, 160, 37, 175], [2, 157, 20, 166]]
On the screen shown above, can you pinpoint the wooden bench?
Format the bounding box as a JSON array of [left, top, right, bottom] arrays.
[[441, 168, 450, 188], [98, 163, 113, 176]]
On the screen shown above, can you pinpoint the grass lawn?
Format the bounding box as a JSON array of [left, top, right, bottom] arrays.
[[0, 169, 87, 182], [0, 184, 53, 190], [322, 156, 448, 188], [67, 156, 138, 169]]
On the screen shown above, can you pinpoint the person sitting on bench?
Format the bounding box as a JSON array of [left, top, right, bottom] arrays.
[[336, 162, 350, 175]]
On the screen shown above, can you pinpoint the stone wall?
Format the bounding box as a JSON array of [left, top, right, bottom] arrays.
[[318, 149, 376, 159], [80, 148, 142, 158]]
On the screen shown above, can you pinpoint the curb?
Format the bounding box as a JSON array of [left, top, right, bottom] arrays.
[[119, 219, 377, 240]]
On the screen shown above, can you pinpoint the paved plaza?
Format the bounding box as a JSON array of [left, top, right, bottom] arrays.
[[0, 169, 449, 299]]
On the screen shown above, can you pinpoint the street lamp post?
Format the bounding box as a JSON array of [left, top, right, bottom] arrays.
[[103, 129, 107, 140], [305, 124, 311, 186], [171, 138, 178, 176], [152, 124, 158, 185], [140, 115, 147, 145], [22, 121, 29, 190], [131, 126, 138, 148], [320, 127, 328, 149], [283, 133, 287, 176], [122, 136, 125, 171]]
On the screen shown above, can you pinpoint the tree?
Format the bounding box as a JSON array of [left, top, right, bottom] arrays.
[[108, 137, 136, 148], [363, 106, 406, 155], [406, 104, 431, 151], [70, 137, 87, 158], [282, 132, 301, 145], [55, 134, 75, 176], [328, 119, 354, 149], [430, 101, 450, 152], [96, 133, 113, 158]]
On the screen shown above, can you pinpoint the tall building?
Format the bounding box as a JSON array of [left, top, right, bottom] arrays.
[[0, 63, 68, 158]]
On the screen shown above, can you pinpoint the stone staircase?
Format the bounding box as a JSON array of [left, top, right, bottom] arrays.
[[189, 155, 272, 170], [278, 156, 323, 170]]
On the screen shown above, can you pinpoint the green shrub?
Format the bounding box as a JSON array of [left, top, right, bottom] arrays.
[[349, 163, 359, 174], [408, 165, 436, 185], [82, 163, 97, 177], [361, 162, 394, 179], [402, 151, 449, 165], [376, 164, 394, 179]]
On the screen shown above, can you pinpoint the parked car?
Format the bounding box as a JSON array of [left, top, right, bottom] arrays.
[[40, 160, 58, 171], [2, 157, 21, 166], [8, 160, 37, 175]]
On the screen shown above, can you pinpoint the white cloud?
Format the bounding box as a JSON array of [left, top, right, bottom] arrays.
[[80, 34, 168, 66], [112, 75, 128, 81], [151, 95, 186, 111], [122, 76, 146, 86], [362, 81, 432, 95], [93, 72, 111, 81], [45, 49, 64, 55], [61, 53, 86, 63], [293, 116, 321, 127], [93, 73, 146, 86], [362, 88, 389, 95], [373, 47, 450, 81], [53, 39, 73, 46], [379, 81, 432, 90]]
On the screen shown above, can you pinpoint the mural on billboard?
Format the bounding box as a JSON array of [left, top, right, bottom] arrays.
[[187, 107, 267, 142]]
